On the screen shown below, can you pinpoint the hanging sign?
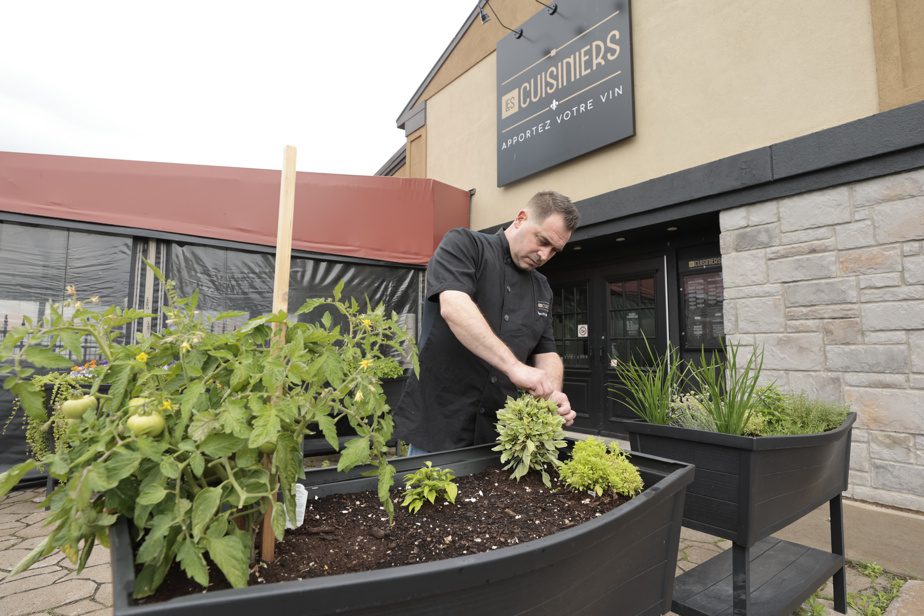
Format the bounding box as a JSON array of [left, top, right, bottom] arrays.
[[495, 0, 634, 186]]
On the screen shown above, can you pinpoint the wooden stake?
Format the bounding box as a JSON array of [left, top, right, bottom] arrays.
[[261, 145, 297, 563]]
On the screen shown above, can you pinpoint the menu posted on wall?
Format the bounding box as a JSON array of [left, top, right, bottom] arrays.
[[682, 271, 724, 349], [495, 0, 634, 186]]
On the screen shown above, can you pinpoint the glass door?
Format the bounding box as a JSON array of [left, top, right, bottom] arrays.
[[599, 258, 667, 431], [550, 280, 594, 431]]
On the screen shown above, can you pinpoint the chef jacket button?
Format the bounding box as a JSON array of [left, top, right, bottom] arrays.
[[504, 314, 510, 322], [490, 376, 497, 384]]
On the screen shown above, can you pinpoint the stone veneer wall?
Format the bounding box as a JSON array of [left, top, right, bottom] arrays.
[[719, 167, 924, 513]]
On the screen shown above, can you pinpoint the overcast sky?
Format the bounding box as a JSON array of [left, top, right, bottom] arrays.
[[0, 1, 476, 176]]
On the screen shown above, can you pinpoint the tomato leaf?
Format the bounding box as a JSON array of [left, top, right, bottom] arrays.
[[176, 538, 209, 587], [316, 414, 339, 452], [248, 406, 280, 449], [10, 382, 44, 422], [337, 436, 370, 472], [200, 433, 246, 458], [206, 535, 250, 588], [191, 487, 221, 542], [0, 460, 37, 497], [23, 346, 73, 369]]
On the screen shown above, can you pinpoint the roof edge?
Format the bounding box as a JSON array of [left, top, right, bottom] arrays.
[[396, 3, 481, 129], [375, 144, 407, 176]]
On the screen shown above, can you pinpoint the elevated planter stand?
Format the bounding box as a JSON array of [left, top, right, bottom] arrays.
[[620, 413, 856, 616], [111, 441, 694, 615]]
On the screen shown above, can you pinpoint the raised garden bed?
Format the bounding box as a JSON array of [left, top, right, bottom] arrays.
[[111, 441, 694, 616], [620, 413, 855, 616]]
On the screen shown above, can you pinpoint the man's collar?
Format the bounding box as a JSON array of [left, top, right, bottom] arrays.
[[496, 227, 513, 264]]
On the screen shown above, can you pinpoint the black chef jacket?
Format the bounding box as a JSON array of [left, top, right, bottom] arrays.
[[394, 227, 557, 452]]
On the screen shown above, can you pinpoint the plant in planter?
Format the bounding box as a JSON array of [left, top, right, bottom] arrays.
[[400, 461, 458, 514], [611, 340, 855, 616], [492, 392, 567, 487], [0, 280, 695, 616], [0, 266, 416, 598], [558, 437, 642, 498]]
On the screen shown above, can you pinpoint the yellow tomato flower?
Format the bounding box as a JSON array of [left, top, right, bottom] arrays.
[[161, 400, 173, 411], [90, 295, 100, 304], [354, 390, 364, 402], [361, 318, 372, 330], [65, 284, 76, 297], [136, 352, 149, 363], [180, 341, 192, 352], [359, 358, 373, 370]]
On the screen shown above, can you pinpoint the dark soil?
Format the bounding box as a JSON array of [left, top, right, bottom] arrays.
[[146, 467, 628, 603]]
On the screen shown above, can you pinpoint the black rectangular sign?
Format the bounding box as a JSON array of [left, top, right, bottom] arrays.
[[496, 0, 634, 186]]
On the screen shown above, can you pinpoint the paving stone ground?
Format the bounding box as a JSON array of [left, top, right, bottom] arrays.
[[1, 486, 919, 615]]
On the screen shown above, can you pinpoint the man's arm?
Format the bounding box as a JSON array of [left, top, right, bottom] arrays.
[[531, 352, 576, 426], [439, 290, 556, 397]]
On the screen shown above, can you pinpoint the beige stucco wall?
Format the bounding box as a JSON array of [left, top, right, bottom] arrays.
[[426, 0, 880, 231]]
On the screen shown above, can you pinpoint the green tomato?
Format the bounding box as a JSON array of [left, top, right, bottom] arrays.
[[127, 397, 150, 411], [126, 412, 165, 437], [258, 441, 277, 454], [60, 395, 97, 419]]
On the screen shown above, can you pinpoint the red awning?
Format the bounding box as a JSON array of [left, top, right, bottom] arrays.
[[0, 151, 471, 265]]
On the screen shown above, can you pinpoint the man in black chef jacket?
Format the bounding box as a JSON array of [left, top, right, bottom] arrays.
[[395, 191, 579, 455]]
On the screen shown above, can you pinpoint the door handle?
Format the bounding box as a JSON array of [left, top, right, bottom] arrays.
[[599, 335, 606, 363]]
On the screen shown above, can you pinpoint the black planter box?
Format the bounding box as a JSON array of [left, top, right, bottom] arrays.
[[621, 414, 856, 616], [110, 441, 694, 615]]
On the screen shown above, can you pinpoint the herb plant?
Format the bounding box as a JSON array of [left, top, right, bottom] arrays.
[[0, 264, 417, 597], [400, 461, 458, 514], [493, 393, 566, 488], [559, 438, 643, 497], [690, 341, 764, 435], [750, 386, 849, 436], [609, 338, 686, 425]]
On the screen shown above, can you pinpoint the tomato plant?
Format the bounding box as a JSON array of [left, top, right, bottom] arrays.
[[0, 261, 418, 597]]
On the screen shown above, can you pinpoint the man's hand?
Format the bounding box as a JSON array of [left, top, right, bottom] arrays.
[[507, 363, 557, 398], [549, 390, 576, 426]]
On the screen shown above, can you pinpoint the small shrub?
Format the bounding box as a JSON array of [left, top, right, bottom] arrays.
[[669, 392, 716, 432], [493, 393, 566, 488], [401, 462, 458, 514], [559, 438, 643, 497], [751, 390, 849, 436]]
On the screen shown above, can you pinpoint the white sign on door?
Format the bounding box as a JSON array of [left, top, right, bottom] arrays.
[[577, 324, 588, 338]]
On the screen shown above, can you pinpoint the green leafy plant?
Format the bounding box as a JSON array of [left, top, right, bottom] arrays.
[[668, 391, 716, 432], [750, 386, 849, 436], [847, 574, 906, 616], [609, 338, 686, 425], [2, 365, 97, 461], [370, 356, 406, 380], [493, 393, 566, 487], [796, 590, 828, 616], [855, 560, 885, 582], [0, 264, 417, 598], [400, 461, 458, 514], [690, 340, 764, 436], [559, 438, 643, 497]]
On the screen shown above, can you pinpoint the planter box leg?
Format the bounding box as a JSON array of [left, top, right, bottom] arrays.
[[830, 495, 847, 614], [732, 543, 751, 616]]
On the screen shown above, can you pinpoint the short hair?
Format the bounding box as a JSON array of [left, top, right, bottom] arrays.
[[525, 191, 580, 232]]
